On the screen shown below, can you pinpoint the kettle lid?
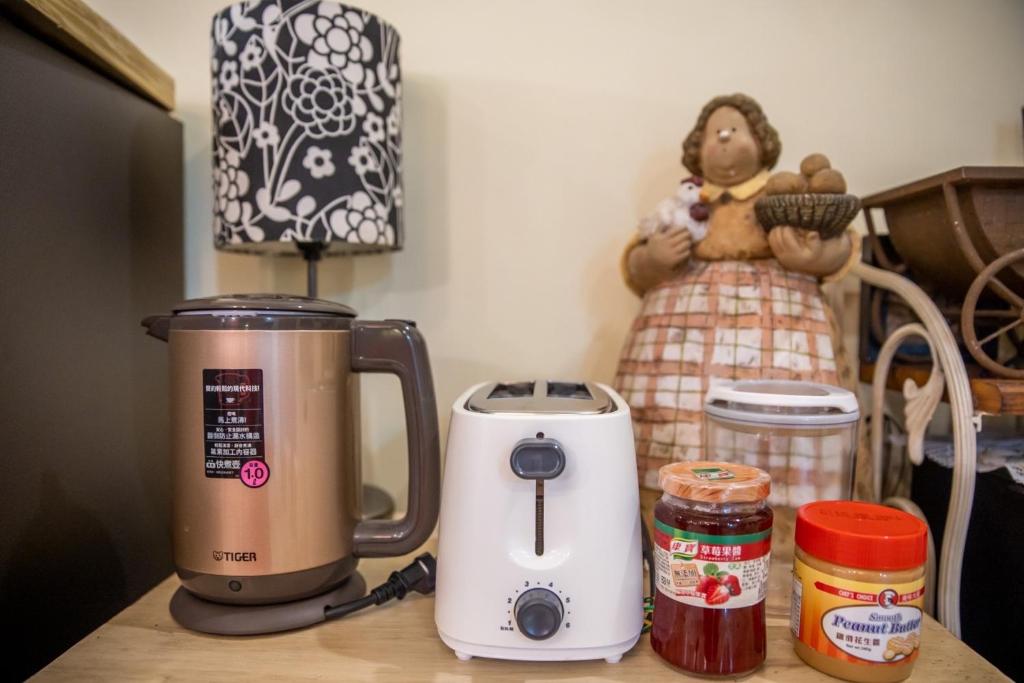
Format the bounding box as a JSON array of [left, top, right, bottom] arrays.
[[173, 293, 356, 317]]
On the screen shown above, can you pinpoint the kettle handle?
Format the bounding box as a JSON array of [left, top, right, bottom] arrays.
[[141, 315, 171, 342], [350, 319, 440, 557]]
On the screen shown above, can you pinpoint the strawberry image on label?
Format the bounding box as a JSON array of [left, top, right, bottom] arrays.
[[706, 584, 732, 605], [696, 575, 720, 597], [723, 574, 742, 596]]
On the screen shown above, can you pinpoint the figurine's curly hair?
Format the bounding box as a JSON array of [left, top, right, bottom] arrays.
[[681, 94, 781, 177]]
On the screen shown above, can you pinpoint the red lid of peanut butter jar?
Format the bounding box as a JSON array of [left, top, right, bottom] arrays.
[[796, 500, 927, 571]]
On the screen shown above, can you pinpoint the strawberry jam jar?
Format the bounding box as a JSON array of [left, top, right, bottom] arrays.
[[651, 461, 773, 676]]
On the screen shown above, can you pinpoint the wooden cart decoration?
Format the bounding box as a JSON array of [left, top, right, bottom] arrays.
[[862, 167, 1024, 379], [852, 166, 1024, 640]]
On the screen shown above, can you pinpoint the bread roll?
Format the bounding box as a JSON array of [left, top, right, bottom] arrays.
[[765, 171, 809, 195], [808, 168, 847, 194], [800, 153, 831, 177]]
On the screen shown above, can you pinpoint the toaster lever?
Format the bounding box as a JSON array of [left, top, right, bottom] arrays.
[[510, 438, 565, 556]]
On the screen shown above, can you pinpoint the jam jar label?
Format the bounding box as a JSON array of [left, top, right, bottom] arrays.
[[653, 519, 771, 609], [792, 557, 924, 665]]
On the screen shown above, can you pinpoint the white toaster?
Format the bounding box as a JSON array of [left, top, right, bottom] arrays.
[[435, 381, 643, 662]]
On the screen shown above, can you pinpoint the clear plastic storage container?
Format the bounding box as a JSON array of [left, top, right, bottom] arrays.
[[703, 380, 859, 509]]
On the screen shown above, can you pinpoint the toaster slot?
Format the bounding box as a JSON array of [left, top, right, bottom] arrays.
[[487, 382, 535, 399], [466, 379, 614, 414], [546, 381, 592, 400]]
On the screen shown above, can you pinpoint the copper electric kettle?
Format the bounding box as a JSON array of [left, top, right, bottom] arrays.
[[143, 294, 440, 609]]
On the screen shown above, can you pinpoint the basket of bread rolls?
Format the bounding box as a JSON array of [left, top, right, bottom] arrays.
[[754, 154, 860, 239]]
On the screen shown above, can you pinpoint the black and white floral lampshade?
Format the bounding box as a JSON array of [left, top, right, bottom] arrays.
[[210, 0, 402, 255]]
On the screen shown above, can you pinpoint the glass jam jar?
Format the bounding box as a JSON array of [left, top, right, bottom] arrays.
[[651, 461, 773, 676]]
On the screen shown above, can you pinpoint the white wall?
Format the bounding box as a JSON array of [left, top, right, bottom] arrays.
[[90, 0, 1024, 501]]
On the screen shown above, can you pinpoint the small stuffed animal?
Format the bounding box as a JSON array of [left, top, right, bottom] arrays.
[[638, 176, 710, 242]]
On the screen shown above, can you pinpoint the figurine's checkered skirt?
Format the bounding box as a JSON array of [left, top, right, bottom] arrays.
[[614, 259, 840, 499]]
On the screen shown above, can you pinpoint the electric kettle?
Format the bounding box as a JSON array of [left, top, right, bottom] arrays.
[[435, 380, 644, 662], [143, 294, 440, 615]]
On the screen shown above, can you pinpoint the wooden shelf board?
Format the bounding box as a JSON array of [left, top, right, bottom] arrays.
[[860, 362, 1024, 415], [2, 0, 174, 110]]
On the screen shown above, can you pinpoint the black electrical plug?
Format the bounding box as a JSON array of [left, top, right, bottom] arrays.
[[370, 552, 437, 603], [324, 552, 437, 621]]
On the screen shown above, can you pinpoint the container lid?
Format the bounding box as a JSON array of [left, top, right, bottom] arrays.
[[796, 501, 928, 571], [704, 380, 859, 426], [173, 293, 356, 317], [466, 381, 614, 415], [658, 461, 771, 504]]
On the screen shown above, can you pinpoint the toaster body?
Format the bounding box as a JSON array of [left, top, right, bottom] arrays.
[[435, 381, 643, 662]]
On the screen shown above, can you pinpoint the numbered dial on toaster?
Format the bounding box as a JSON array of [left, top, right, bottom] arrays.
[[514, 588, 564, 640]]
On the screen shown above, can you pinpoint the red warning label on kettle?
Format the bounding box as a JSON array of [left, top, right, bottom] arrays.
[[203, 369, 267, 485]]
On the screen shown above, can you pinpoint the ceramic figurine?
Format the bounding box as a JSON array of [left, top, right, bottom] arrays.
[[614, 93, 860, 495]]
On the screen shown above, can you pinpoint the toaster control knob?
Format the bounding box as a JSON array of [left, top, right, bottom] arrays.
[[514, 588, 563, 640]]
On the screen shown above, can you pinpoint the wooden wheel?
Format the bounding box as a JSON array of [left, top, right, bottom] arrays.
[[961, 248, 1024, 378]]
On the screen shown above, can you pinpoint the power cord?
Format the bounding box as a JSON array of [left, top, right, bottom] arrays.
[[641, 518, 655, 633], [324, 526, 653, 629], [324, 552, 437, 621]]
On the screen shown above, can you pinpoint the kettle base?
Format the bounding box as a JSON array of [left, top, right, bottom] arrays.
[[170, 572, 366, 635]]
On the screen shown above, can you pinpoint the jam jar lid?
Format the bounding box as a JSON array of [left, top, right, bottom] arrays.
[[658, 461, 771, 504], [796, 501, 928, 571]]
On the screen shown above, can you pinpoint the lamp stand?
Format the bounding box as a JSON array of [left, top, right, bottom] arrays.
[[294, 241, 396, 522], [296, 241, 326, 299]]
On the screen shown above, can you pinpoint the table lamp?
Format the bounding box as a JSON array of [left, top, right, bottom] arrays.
[[211, 0, 403, 297], [210, 0, 402, 517]]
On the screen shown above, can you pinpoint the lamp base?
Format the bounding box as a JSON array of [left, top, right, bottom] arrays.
[[361, 483, 396, 520]]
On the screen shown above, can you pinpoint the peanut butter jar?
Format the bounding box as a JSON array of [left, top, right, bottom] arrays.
[[791, 501, 927, 683]]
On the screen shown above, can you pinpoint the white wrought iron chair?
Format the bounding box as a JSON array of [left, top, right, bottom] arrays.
[[854, 261, 977, 639]]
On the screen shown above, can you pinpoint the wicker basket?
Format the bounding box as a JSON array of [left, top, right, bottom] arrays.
[[754, 193, 861, 239]]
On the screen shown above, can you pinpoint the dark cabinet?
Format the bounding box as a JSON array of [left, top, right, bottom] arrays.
[[0, 11, 183, 679]]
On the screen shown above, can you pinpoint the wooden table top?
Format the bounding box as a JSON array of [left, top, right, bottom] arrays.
[[36, 536, 1006, 682]]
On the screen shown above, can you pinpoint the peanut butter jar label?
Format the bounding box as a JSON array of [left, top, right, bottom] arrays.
[[791, 557, 923, 665], [654, 519, 771, 609]]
